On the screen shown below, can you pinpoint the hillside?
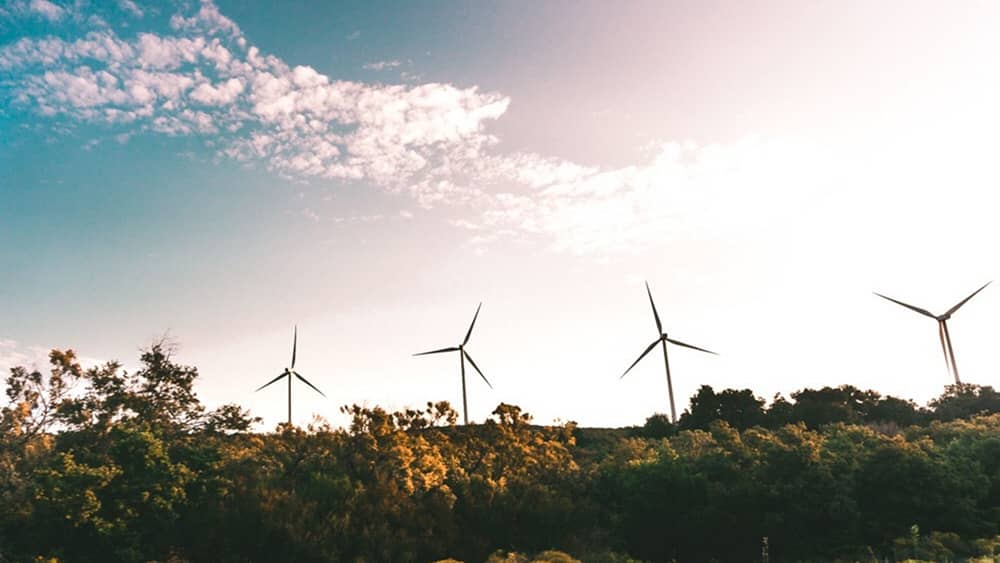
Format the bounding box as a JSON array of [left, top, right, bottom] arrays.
[[2, 346, 999, 562]]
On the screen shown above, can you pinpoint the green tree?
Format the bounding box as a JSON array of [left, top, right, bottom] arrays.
[[679, 385, 766, 430], [930, 383, 1000, 421]]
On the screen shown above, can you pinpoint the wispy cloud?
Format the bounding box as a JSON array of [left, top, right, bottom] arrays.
[[29, 0, 65, 21], [362, 59, 401, 71], [400, 70, 423, 82], [117, 0, 143, 18], [460, 139, 832, 255], [2, 0, 68, 22], [0, 0, 830, 257]]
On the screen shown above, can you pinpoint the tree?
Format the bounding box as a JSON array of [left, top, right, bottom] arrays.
[[637, 413, 672, 438], [2, 345, 257, 561], [930, 383, 1000, 421], [5, 345, 1000, 561], [787, 385, 868, 428], [679, 385, 766, 430], [1, 349, 89, 556], [866, 395, 923, 427], [856, 438, 991, 546], [765, 393, 794, 427], [55, 342, 256, 437]]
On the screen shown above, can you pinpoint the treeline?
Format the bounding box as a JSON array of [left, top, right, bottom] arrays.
[[639, 381, 1000, 436], [1, 346, 999, 562]]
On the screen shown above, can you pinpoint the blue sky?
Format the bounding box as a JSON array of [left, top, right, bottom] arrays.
[[3, 0, 1000, 428]]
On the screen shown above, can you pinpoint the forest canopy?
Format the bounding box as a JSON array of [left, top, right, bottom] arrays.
[[2, 345, 999, 562]]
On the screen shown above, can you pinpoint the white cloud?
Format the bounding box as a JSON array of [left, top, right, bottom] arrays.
[[0, 0, 833, 257], [118, 0, 143, 18], [4, 2, 510, 197], [457, 138, 833, 255], [29, 0, 64, 21], [136, 33, 205, 69], [169, 0, 240, 37], [34, 67, 130, 108], [189, 77, 244, 105]]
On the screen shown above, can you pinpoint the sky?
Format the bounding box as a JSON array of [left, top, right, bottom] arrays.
[[2, 0, 1000, 429]]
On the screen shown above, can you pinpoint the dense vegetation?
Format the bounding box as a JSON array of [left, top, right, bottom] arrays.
[[2, 346, 1000, 562]]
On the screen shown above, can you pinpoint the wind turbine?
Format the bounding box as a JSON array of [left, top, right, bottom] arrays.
[[255, 326, 326, 426], [621, 282, 717, 424], [874, 282, 991, 385], [414, 303, 492, 425]]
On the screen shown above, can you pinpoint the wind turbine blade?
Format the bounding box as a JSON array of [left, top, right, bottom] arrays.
[[666, 337, 718, 355], [941, 322, 962, 385], [463, 302, 482, 346], [291, 325, 297, 369], [873, 292, 937, 319], [413, 346, 460, 356], [255, 372, 287, 392], [294, 371, 326, 397], [645, 281, 662, 333], [937, 322, 953, 378], [945, 281, 992, 317], [463, 350, 492, 389], [621, 339, 660, 379]]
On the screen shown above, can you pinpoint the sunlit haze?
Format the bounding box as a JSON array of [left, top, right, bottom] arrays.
[[3, 0, 1000, 429]]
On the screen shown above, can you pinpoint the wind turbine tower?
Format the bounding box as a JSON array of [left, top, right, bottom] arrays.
[[254, 326, 326, 425], [414, 303, 493, 425], [874, 282, 991, 385], [621, 282, 717, 424]]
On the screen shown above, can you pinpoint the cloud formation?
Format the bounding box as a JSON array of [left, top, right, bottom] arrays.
[[30, 0, 64, 21], [118, 0, 143, 18], [1, 0, 825, 255], [1, 1, 510, 198], [453, 139, 830, 255]]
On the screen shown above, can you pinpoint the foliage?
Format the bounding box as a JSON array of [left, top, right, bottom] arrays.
[[2, 349, 1000, 561], [678, 385, 766, 430], [930, 383, 1000, 421]]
